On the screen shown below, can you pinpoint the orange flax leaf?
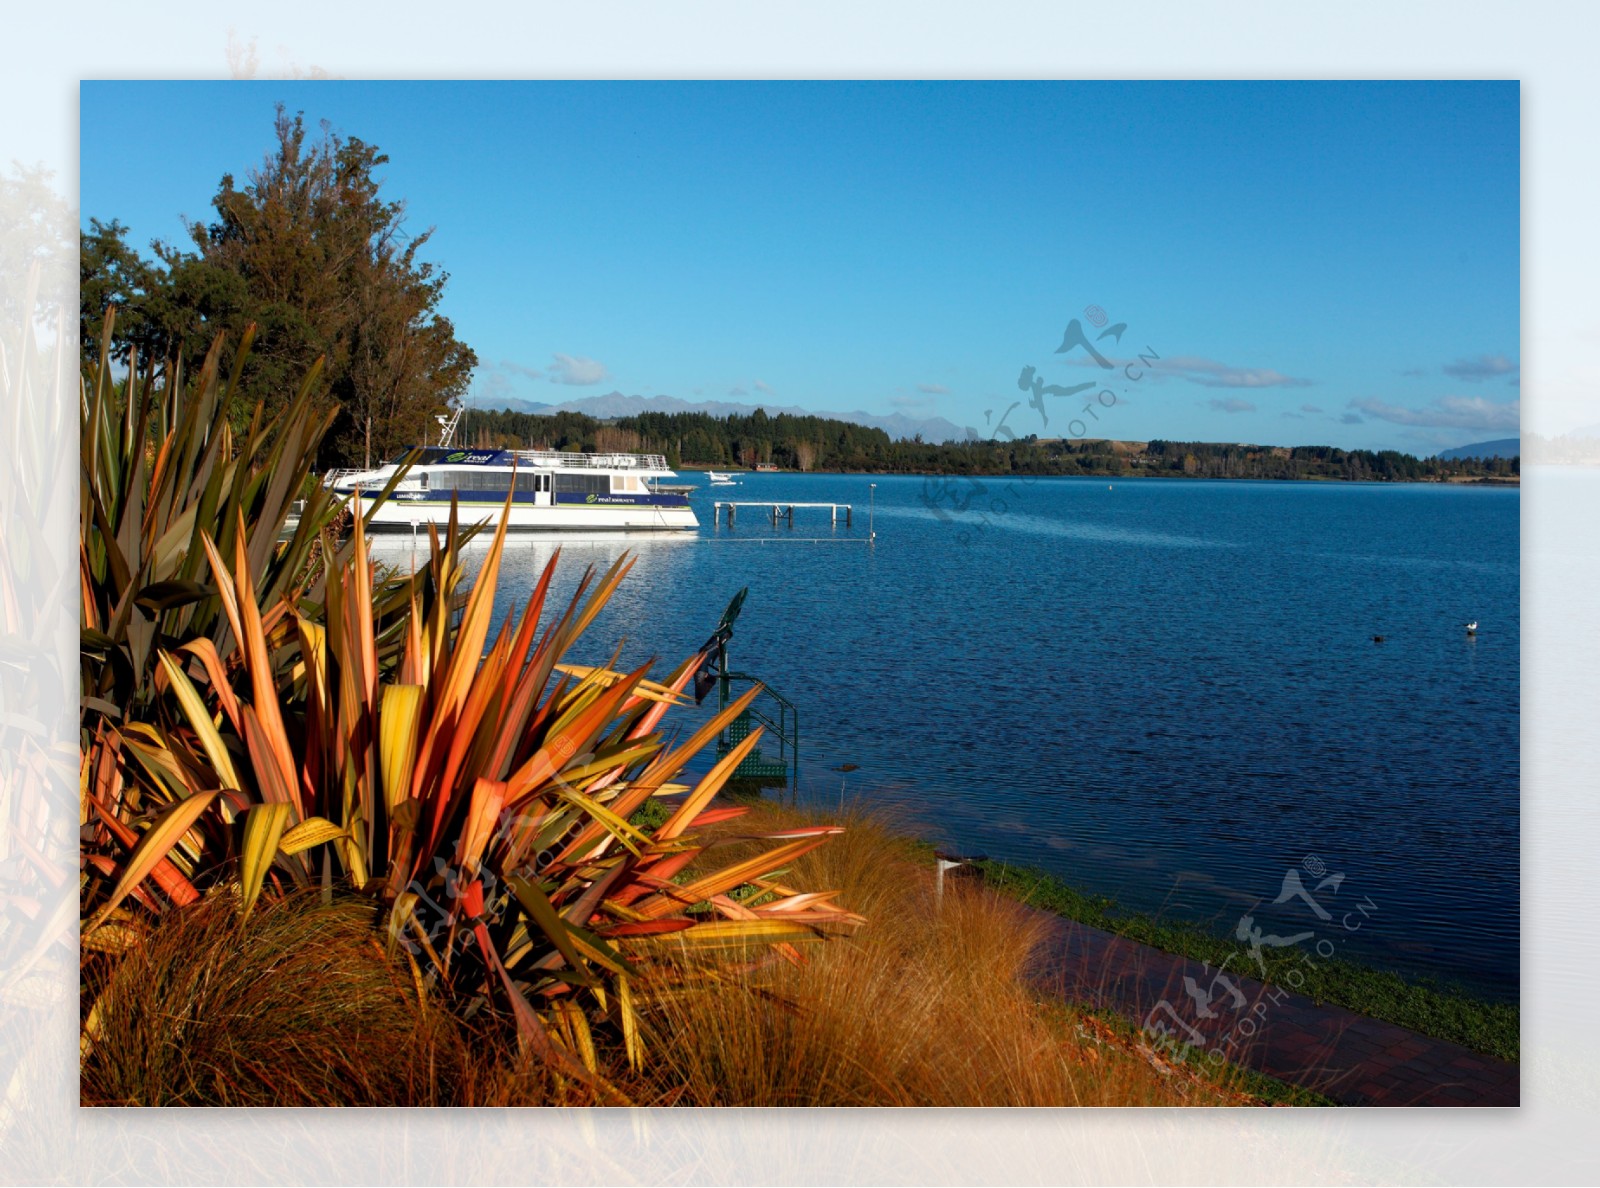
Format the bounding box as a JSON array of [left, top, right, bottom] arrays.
[[482, 653, 548, 782], [623, 654, 699, 743], [604, 918, 697, 939], [86, 789, 219, 931], [632, 836, 832, 920], [82, 855, 164, 916], [431, 633, 512, 819], [138, 433, 175, 550], [198, 530, 244, 657], [503, 665, 570, 777], [501, 555, 558, 692], [349, 495, 379, 716], [685, 805, 750, 827], [702, 890, 804, 969], [631, 683, 763, 802], [240, 705, 298, 810], [84, 797, 203, 909], [652, 728, 765, 844], [257, 594, 296, 643], [558, 859, 633, 931], [175, 638, 243, 735], [336, 563, 378, 853], [606, 848, 704, 907], [431, 485, 513, 726], [504, 667, 648, 809], [226, 516, 299, 814], [398, 584, 424, 687], [79, 542, 100, 633], [454, 778, 507, 877]]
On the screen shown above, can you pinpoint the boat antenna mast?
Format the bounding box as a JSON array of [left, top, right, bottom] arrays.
[[435, 405, 463, 449]]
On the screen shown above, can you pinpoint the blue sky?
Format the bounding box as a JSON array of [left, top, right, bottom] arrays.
[[80, 80, 1520, 452]]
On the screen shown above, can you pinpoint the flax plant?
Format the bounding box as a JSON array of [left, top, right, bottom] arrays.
[[79, 317, 860, 1095]]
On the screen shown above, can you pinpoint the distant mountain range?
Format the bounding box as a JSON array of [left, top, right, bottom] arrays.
[[1436, 438, 1520, 460], [467, 391, 968, 443]]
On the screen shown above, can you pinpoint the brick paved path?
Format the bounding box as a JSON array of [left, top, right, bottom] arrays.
[[1024, 913, 1518, 1106]]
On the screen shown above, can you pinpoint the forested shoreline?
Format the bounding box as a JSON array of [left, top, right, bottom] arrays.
[[460, 407, 1520, 483]]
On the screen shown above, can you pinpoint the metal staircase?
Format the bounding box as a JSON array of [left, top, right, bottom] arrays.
[[700, 589, 800, 792], [716, 671, 800, 788]]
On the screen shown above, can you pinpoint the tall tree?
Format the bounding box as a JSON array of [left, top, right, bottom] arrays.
[[80, 105, 477, 464]]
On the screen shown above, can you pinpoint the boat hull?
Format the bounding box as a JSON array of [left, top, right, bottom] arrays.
[[348, 493, 699, 533]]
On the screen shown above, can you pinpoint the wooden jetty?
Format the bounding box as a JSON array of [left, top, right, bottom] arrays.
[[712, 501, 852, 527]]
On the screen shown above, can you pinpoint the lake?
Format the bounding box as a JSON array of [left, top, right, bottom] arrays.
[[375, 472, 1520, 1001]]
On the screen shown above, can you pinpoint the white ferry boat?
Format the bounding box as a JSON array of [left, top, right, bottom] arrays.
[[323, 414, 698, 533]]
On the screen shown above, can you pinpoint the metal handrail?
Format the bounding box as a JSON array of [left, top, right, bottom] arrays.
[[719, 670, 800, 789], [507, 450, 670, 471]]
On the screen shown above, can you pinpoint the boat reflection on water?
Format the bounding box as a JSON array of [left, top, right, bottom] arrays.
[[364, 525, 699, 574]]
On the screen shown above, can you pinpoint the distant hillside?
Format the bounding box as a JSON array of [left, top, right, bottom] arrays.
[[469, 390, 965, 443], [1437, 438, 1519, 461], [456, 406, 1518, 483]]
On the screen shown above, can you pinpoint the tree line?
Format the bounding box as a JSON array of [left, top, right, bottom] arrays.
[[460, 406, 1519, 482], [80, 105, 476, 470]]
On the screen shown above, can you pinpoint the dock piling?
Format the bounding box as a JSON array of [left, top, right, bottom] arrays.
[[712, 501, 853, 531]]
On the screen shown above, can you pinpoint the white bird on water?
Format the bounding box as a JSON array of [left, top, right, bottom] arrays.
[[1464, 620, 1478, 634]]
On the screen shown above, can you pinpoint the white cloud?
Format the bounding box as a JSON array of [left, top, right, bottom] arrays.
[[1207, 397, 1257, 414], [1349, 395, 1520, 432], [1166, 356, 1313, 389], [1063, 353, 1311, 389], [547, 353, 610, 386], [470, 369, 513, 405], [753, 379, 774, 394], [1442, 354, 1519, 382], [728, 386, 749, 398], [917, 382, 950, 395], [469, 358, 544, 406]]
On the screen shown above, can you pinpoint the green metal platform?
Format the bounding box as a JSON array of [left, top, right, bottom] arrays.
[[716, 710, 794, 781]]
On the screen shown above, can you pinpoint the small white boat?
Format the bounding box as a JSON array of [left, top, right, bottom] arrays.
[[322, 411, 698, 533]]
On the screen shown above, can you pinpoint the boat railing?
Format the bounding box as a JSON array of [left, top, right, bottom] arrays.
[[506, 449, 670, 471]]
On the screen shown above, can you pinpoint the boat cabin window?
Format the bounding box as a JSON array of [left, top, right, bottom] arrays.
[[553, 473, 610, 497], [613, 475, 644, 493], [431, 469, 543, 492]]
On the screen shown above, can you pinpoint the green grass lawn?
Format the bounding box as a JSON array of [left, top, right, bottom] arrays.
[[971, 858, 1518, 1064]]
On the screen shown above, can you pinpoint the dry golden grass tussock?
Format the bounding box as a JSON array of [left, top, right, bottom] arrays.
[[79, 802, 1258, 1107], [80, 893, 470, 1107], [619, 803, 1213, 1107]]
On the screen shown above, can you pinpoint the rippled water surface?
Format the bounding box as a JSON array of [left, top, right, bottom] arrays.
[[375, 473, 1519, 999]]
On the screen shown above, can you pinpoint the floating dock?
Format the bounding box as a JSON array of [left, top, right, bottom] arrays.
[[712, 501, 852, 527]]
